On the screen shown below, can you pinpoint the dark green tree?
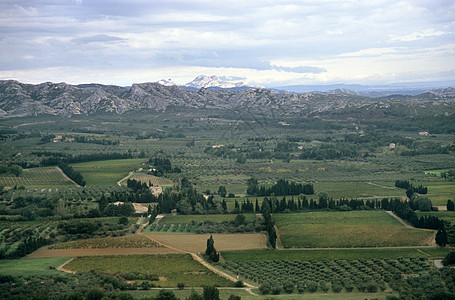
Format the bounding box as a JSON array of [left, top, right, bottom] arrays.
[[203, 286, 220, 300], [217, 186, 227, 197], [436, 226, 448, 247], [186, 290, 203, 300], [155, 289, 179, 300], [85, 289, 104, 300], [447, 199, 455, 211], [205, 235, 219, 262], [442, 251, 455, 266]]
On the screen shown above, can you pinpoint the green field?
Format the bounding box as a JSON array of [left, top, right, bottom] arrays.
[[221, 247, 448, 261], [65, 254, 234, 287], [0, 166, 74, 188], [274, 211, 435, 248], [0, 257, 70, 276], [158, 214, 257, 224], [312, 181, 404, 199], [71, 158, 146, 186]]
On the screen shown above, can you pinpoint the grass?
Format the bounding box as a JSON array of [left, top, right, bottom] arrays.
[[71, 158, 146, 186], [64, 254, 234, 287], [221, 247, 437, 261], [274, 211, 435, 248], [0, 167, 74, 188], [0, 257, 70, 276]]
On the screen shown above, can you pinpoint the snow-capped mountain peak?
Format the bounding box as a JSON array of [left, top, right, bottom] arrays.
[[184, 75, 261, 89], [156, 79, 177, 86], [184, 75, 235, 89]]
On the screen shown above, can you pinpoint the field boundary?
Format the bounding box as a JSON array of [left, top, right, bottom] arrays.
[[57, 258, 76, 274], [55, 166, 81, 187]]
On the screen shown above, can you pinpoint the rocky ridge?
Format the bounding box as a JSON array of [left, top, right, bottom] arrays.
[[0, 80, 453, 118]]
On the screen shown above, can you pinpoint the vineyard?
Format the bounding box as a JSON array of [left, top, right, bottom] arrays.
[[0, 217, 136, 258], [0, 185, 128, 202], [221, 257, 431, 293], [274, 211, 435, 248], [126, 173, 174, 187], [48, 234, 163, 249], [0, 167, 74, 188], [64, 254, 235, 288], [71, 158, 146, 186]]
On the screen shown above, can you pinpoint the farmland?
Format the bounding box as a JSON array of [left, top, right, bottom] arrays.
[[0, 166, 75, 188], [125, 172, 174, 187], [0, 106, 454, 298], [48, 234, 163, 249], [71, 158, 146, 186], [64, 254, 235, 288], [0, 257, 70, 276], [143, 233, 267, 252], [274, 211, 435, 248]]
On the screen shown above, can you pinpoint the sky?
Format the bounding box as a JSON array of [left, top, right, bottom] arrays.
[[0, 0, 454, 87]]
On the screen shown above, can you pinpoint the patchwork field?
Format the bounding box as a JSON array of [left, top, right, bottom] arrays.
[[274, 211, 435, 248], [0, 167, 74, 188], [64, 254, 234, 287], [144, 233, 267, 252], [71, 158, 146, 186]]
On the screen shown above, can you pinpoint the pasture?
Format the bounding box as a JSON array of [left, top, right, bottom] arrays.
[[0, 167, 74, 188], [64, 254, 234, 287], [0, 257, 70, 276], [274, 211, 435, 248], [71, 158, 146, 186], [144, 233, 267, 252]]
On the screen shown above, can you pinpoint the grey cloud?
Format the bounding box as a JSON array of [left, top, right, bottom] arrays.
[[72, 34, 125, 45]]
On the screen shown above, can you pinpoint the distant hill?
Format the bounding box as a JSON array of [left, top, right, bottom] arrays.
[[0, 80, 453, 118]]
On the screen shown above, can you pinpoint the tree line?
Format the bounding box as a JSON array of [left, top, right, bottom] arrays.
[[247, 178, 314, 197]]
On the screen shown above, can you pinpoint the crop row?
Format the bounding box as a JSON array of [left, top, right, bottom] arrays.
[[221, 257, 431, 288]]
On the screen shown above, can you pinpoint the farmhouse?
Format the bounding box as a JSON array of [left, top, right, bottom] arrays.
[[150, 186, 163, 197]]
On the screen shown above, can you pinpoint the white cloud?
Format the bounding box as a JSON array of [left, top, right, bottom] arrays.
[[0, 0, 454, 86], [390, 29, 448, 42]]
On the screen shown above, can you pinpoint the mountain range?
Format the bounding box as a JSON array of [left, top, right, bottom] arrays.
[[0, 79, 454, 118]]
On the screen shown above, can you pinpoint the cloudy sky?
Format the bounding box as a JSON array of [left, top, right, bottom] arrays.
[[1, 0, 454, 87]]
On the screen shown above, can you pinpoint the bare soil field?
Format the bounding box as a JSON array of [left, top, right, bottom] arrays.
[[28, 247, 180, 258], [143, 233, 267, 253]]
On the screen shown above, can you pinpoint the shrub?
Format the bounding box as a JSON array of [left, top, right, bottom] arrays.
[[283, 281, 294, 294], [234, 280, 244, 288], [332, 283, 343, 293], [319, 281, 329, 292], [307, 280, 318, 293], [259, 282, 271, 295], [271, 283, 282, 295]]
